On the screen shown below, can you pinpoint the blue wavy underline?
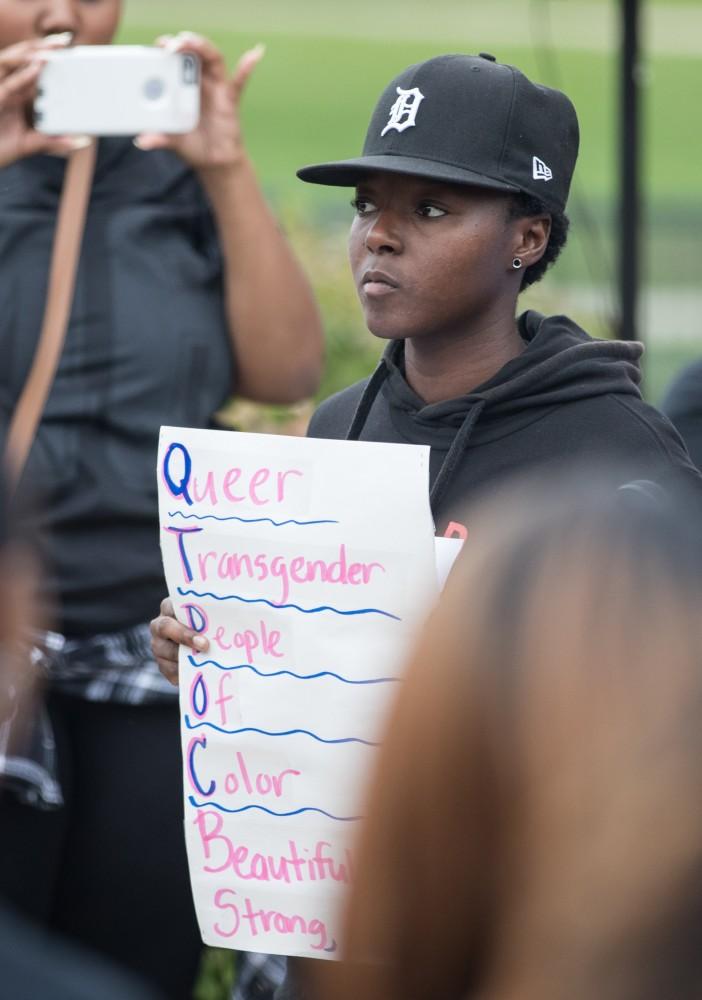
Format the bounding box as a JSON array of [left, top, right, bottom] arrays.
[[184, 715, 379, 746], [168, 511, 338, 528], [187, 654, 400, 686], [176, 588, 401, 620], [188, 797, 361, 822]]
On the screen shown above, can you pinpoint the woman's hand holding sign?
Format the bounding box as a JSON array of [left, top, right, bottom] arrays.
[[151, 597, 209, 687]]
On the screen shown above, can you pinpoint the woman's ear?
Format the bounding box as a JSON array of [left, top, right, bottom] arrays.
[[513, 215, 551, 269]]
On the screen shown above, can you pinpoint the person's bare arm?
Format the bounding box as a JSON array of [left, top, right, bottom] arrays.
[[136, 34, 324, 403]]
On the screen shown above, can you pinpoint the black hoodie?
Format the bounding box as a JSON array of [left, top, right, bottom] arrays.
[[308, 311, 702, 533]]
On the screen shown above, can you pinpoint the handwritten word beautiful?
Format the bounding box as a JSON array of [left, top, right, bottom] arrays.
[[167, 527, 385, 606], [195, 812, 353, 885]]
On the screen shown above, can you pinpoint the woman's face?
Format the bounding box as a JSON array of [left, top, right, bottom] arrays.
[[348, 172, 522, 344], [0, 0, 122, 48]]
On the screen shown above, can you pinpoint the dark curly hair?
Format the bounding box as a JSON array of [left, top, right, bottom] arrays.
[[509, 193, 570, 290]]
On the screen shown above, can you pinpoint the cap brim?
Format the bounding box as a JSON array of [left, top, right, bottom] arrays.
[[297, 153, 521, 193]]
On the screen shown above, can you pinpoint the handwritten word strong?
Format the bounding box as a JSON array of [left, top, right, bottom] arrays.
[[214, 890, 335, 952]]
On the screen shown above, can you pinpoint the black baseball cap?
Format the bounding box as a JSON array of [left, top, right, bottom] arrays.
[[297, 53, 579, 213]]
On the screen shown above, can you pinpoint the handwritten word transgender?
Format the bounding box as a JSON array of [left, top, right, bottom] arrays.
[[158, 427, 436, 960]]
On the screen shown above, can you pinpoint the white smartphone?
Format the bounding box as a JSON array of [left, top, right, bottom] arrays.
[[34, 46, 200, 136]]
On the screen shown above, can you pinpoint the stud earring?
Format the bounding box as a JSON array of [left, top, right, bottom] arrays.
[[512, 257, 523, 270]]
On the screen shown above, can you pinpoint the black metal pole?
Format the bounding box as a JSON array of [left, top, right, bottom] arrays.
[[619, 0, 641, 341]]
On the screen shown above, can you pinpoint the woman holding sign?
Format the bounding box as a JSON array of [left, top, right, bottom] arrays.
[[154, 51, 701, 680], [152, 51, 702, 998], [0, 1, 323, 998], [326, 475, 702, 1000]]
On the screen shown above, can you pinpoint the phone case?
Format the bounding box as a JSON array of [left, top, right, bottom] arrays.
[[35, 46, 200, 136]]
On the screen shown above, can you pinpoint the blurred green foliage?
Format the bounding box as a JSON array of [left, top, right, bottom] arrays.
[[118, 3, 702, 207], [193, 949, 236, 1000], [284, 215, 384, 400], [118, 2, 702, 412]]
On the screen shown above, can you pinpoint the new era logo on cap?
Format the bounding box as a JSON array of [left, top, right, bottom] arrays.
[[533, 156, 553, 181]]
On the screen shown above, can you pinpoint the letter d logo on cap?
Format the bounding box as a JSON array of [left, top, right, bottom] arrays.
[[381, 87, 425, 136]]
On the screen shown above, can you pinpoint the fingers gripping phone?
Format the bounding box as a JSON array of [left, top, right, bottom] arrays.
[[34, 46, 201, 136]]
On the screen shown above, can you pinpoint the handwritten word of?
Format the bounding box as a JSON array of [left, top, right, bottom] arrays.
[[196, 813, 353, 885], [163, 442, 302, 509], [214, 890, 335, 952]]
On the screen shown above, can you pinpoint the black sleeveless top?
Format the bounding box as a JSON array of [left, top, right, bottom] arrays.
[[0, 139, 234, 634]]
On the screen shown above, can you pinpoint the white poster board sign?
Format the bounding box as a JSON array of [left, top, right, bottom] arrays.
[[157, 427, 437, 959]]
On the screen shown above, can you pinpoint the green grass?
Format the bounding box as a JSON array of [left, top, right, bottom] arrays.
[[116, 7, 702, 301], [121, 34, 701, 207], [116, 7, 702, 207]]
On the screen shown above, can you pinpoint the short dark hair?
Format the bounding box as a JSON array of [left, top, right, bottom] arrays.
[[509, 192, 570, 290]]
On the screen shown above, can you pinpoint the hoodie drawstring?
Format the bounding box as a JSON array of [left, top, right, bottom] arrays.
[[345, 352, 488, 517], [346, 359, 390, 441], [429, 398, 487, 515], [345, 350, 488, 516]]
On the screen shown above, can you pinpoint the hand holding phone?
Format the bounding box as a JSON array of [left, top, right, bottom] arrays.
[[35, 46, 201, 137], [133, 33, 265, 173], [0, 35, 88, 167]]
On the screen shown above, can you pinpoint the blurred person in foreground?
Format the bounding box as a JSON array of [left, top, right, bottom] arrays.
[[311, 473, 702, 1000], [0, 1, 323, 997], [0, 474, 162, 999], [661, 358, 702, 472]]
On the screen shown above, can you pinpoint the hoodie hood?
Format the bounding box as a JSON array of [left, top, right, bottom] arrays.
[[346, 311, 644, 514]]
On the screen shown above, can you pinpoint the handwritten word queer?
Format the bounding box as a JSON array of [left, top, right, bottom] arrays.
[[162, 441, 302, 508], [213, 890, 335, 952], [195, 812, 353, 885], [167, 530, 385, 606]]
